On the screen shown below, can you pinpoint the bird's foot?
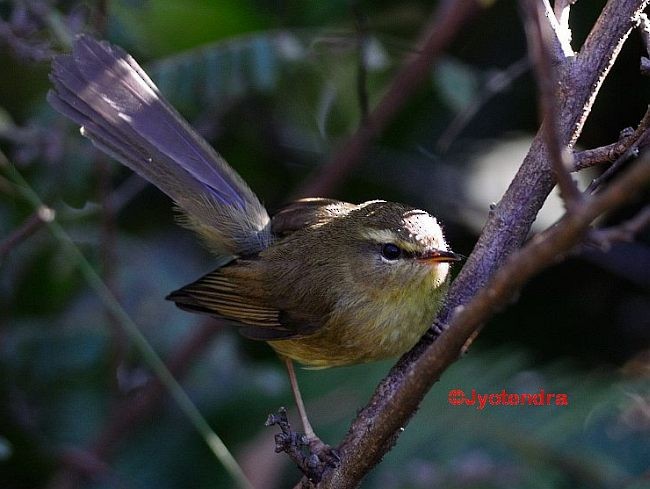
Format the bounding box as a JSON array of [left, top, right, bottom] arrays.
[[265, 407, 339, 483], [424, 318, 448, 342], [306, 436, 340, 470]]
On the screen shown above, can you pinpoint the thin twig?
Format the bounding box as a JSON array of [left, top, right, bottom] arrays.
[[588, 204, 650, 249], [103, 173, 149, 214], [585, 148, 638, 195], [586, 128, 650, 194], [569, 1, 647, 147], [295, 0, 485, 198], [92, 318, 224, 458], [523, 0, 581, 208], [436, 57, 530, 153], [573, 105, 650, 171], [573, 134, 634, 170], [440, 0, 647, 326], [92, 0, 110, 34]]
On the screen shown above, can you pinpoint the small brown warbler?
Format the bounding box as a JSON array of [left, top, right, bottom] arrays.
[[48, 35, 461, 448]]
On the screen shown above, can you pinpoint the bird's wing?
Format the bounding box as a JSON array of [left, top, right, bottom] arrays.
[[166, 261, 322, 340], [271, 198, 355, 236], [48, 35, 271, 256]]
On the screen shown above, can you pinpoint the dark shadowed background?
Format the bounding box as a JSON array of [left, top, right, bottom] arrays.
[[1, 1, 649, 488]]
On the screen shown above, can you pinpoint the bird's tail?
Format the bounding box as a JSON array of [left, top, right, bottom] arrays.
[[48, 35, 271, 256]]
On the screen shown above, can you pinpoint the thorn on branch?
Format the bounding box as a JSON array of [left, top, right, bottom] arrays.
[[265, 408, 340, 484]]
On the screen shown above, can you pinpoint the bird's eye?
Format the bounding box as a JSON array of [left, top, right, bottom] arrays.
[[381, 243, 402, 261]]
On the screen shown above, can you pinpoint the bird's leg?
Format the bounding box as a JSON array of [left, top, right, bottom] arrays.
[[265, 359, 339, 481], [284, 357, 317, 441], [278, 358, 340, 470]]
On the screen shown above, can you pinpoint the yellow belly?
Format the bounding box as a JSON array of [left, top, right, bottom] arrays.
[[269, 282, 447, 368]]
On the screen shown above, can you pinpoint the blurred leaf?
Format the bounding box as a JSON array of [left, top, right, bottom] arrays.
[[434, 57, 481, 112], [109, 0, 267, 57]]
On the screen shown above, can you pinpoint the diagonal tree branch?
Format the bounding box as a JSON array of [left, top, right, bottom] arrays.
[[315, 0, 650, 486], [319, 154, 650, 488], [523, 0, 582, 208], [427, 0, 649, 344], [440, 0, 647, 337]]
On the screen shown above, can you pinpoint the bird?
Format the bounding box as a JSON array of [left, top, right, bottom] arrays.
[[48, 34, 461, 455]]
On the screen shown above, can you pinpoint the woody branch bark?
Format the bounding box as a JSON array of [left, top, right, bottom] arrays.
[[319, 156, 650, 489], [316, 0, 650, 487], [572, 105, 650, 172], [524, 0, 582, 208], [43, 3, 486, 487]]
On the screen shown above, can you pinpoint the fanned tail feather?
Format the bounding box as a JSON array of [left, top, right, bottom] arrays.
[[48, 35, 271, 255]]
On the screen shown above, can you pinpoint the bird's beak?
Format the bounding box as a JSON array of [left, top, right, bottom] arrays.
[[418, 249, 464, 263]]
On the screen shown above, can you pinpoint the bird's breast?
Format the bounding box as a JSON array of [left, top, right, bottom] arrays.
[[268, 280, 448, 368]]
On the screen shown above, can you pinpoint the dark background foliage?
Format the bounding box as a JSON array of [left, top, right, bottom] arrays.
[[1, 1, 648, 488]]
